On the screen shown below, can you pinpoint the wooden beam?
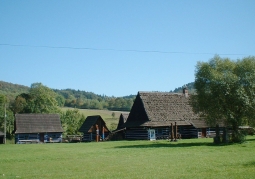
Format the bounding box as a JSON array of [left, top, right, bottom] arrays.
[[102, 126, 105, 141], [174, 122, 177, 141], [171, 123, 174, 142], [96, 124, 99, 142]]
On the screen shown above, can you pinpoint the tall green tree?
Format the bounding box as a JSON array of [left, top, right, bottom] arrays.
[[60, 109, 85, 135], [0, 94, 6, 131], [0, 94, 14, 138], [12, 83, 60, 114], [55, 94, 65, 107], [29, 83, 59, 113], [192, 55, 255, 142]]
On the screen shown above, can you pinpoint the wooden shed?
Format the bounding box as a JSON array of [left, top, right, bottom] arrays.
[[79, 115, 110, 141], [14, 114, 63, 144], [0, 131, 4, 144], [123, 89, 215, 140]]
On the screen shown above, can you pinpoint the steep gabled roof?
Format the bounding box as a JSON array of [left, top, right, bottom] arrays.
[[79, 115, 109, 133], [116, 113, 129, 130], [15, 114, 63, 134], [124, 92, 200, 128]]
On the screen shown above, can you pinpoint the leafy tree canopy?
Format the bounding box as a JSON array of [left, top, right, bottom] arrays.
[[0, 94, 14, 138], [1, 81, 136, 111], [192, 55, 255, 142], [13, 83, 60, 114], [60, 109, 86, 136]]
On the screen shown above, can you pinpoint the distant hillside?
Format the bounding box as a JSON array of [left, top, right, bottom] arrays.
[[0, 81, 135, 111], [0, 81, 29, 102], [171, 82, 195, 94], [0, 81, 195, 110]]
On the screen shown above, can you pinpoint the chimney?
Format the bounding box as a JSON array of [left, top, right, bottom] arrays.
[[183, 85, 188, 97]]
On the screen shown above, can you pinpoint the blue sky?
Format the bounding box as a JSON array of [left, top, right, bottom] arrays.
[[1, 1, 255, 97]]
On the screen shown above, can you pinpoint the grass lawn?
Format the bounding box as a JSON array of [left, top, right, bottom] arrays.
[[1, 136, 255, 179]]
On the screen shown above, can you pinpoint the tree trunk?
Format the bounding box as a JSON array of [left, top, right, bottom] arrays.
[[222, 127, 229, 143], [214, 124, 221, 144], [232, 121, 245, 143]]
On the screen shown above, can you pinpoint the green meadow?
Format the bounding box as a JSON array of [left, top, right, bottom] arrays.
[[1, 136, 255, 179], [61, 107, 126, 129]]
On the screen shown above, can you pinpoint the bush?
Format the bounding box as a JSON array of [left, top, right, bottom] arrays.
[[231, 130, 246, 143], [246, 128, 254, 135], [239, 127, 255, 136]]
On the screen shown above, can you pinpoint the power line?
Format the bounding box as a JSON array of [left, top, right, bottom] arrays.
[[0, 43, 249, 56]]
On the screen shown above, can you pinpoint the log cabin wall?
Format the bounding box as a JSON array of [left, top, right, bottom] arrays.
[[79, 115, 110, 141], [82, 131, 110, 141], [124, 126, 223, 140], [125, 127, 148, 140], [179, 126, 198, 139], [15, 132, 62, 143]]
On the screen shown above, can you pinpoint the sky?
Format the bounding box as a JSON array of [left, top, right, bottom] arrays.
[[0, 1, 255, 97]]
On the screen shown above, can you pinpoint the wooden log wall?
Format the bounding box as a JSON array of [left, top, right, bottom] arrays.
[[125, 127, 148, 140], [179, 126, 198, 139], [155, 127, 170, 139], [126, 126, 199, 140], [206, 127, 225, 138], [15, 133, 62, 143], [125, 126, 226, 140], [82, 132, 110, 141]]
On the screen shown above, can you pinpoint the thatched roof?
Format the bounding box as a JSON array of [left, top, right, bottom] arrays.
[[188, 119, 209, 128], [124, 92, 202, 128], [79, 115, 109, 133], [15, 114, 63, 134]]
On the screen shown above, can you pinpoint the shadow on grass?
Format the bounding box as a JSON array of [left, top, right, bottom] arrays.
[[245, 137, 255, 142], [114, 141, 218, 149], [243, 161, 255, 167]]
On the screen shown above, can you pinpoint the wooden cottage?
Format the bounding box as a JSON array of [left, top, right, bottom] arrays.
[[123, 90, 215, 140], [79, 115, 110, 141], [0, 131, 4, 144], [15, 114, 63, 144], [109, 113, 129, 140]]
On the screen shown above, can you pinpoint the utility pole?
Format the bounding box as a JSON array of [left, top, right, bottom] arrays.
[[4, 103, 6, 144]]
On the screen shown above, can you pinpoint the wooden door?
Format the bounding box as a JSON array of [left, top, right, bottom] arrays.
[[40, 133, 44, 143], [202, 128, 206, 137], [148, 129, 156, 141]]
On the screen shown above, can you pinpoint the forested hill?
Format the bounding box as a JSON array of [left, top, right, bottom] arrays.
[[0, 81, 29, 101], [0, 81, 136, 111], [53, 88, 136, 111], [0, 81, 195, 111], [171, 82, 195, 94]]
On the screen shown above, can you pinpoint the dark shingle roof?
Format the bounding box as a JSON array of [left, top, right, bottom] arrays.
[[15, 114, 63, 134], [79, 115, 109, 133], [188, 119, 209, 128], [125, 92, 200, 127], [116, 113, 129, 130]]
